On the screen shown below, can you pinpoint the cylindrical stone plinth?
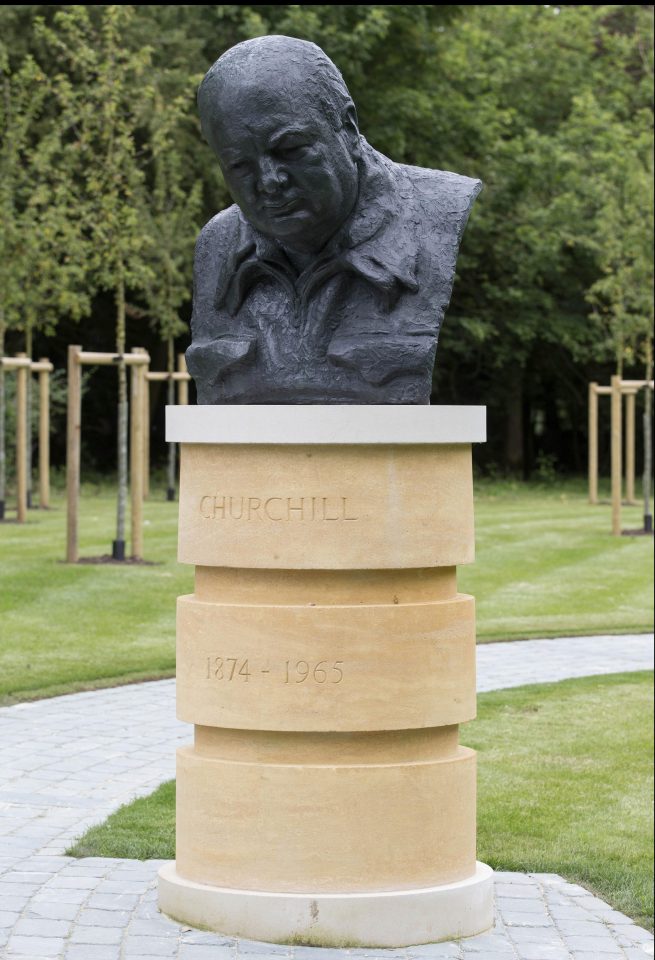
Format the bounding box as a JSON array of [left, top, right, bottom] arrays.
[[159, 405, 492, 948]]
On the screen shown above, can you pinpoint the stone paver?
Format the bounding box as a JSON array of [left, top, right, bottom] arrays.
[[476, 633, 653, 692], [0, 633, 652, 959]]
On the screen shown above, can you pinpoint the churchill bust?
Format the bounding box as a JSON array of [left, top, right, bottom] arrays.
[[187, 35, 481, 404]]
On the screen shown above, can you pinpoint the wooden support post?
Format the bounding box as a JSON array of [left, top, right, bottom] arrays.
[[625, 389, 637, 505], [15, 354, 28, 523], [143, 366, 150, 501], [77, 351, 148, 366], [622, 379, 655, 389], [588, 382, 598, 504], [177, 353, 189, 405], [130, 348, 145, 559], [38, 360, 51, 509], [136, 348, 150, 502], [66, 345, 82, 562], [611, 374, 622, 536]]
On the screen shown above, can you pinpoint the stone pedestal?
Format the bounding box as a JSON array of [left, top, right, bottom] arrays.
[[159, 405, 492, 948]]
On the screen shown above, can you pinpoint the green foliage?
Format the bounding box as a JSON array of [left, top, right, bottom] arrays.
[[37, 6, 155, 305], [1, 367, 70, 482], [0, 6, 652, 473], [436, 6, 653, 367], [143, 92, 203, 346], [0, 41, 89, 337]]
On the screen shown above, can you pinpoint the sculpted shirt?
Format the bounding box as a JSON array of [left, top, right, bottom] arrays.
[[187, 141, 481, 404]]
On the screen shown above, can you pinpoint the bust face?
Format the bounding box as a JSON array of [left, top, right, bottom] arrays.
[[203, 82, 361, 255]]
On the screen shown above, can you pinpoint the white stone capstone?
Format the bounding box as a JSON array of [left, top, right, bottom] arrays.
[[166, 404, 486, 445]]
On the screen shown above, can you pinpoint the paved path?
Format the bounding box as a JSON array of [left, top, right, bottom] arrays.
[[0, 633, 652, 959], [476, 633, 653, 691]]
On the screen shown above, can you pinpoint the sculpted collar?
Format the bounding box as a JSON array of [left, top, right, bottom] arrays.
[[216, 141, 420, 318]]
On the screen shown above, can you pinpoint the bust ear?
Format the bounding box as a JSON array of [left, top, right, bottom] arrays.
[[341, 103, 361, 160]]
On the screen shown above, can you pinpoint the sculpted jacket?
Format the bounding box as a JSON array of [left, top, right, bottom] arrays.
[[187, 141, 481, 404]]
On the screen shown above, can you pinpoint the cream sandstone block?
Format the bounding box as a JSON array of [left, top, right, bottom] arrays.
[[178, 443, 474, 569], [176, 591, 476, 731], [175, 743, 477, 893], [159, 406, 492, 945], [194, 566, 458, 605]]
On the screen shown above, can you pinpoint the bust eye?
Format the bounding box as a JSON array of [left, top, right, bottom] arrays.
[[276, 143, 308, 160], [228, 160, 249, 174]]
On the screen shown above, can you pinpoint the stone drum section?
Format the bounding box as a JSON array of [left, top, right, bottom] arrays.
[[159, 405, 492, 947]]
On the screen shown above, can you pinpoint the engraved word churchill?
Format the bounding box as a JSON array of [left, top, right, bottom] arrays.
[[199, 495, 359, 521], [186, 35, 481, 404]]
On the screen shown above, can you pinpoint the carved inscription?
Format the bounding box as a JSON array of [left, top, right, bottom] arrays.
[[199, 495, 358, 522], [205, 657, 345, 684]]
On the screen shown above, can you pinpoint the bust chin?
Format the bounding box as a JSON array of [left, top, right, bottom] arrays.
[[187, 35, 482, 405]]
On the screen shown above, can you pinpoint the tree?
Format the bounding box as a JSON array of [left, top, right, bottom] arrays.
[[0, 5, 652, 479], [41, 6, 155, 557], [0, 49, 44, 518], [426, 5, 654, 472], [1, 45, 87, 516], [143, 92, 202, 500]]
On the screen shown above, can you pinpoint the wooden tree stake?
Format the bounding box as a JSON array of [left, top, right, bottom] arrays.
[[37, 360, 52, 509], [130, 347, 145, 559], [588, 382, 598, 504], [66, 345, 82, 561], [143, 363, 150, 501], [15, 353, 28, 523], [177, 353, 189, 405], [625, 389, 637, 505], [611, 375, 622, 536]]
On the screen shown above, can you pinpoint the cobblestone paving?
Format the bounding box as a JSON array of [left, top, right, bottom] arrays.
[[0, 863, 652, 960], [476, 634, 653, 692], [0, 633, 652, 959]]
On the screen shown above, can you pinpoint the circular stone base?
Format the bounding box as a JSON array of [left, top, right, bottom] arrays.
[[157, 862, 494, 948]]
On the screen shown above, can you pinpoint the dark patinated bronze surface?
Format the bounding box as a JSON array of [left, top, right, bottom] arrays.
[[187, 35, 481, 404]]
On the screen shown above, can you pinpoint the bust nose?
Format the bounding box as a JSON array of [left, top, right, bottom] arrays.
[[257, 156, 288, 195]]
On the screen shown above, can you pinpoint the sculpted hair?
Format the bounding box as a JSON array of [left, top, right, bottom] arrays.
[[198, 35, 356, 140]]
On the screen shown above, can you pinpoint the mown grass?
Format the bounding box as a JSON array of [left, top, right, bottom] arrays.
[[460, 478, 653, 640], [472, 672, 654, 930], [67, 672, 654, 930], [0, 481, 192, 705], [0, 478, 652, 704]]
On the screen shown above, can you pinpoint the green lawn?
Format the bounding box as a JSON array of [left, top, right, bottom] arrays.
[[67, 672, 654, 931], [0, 478, 652, 704], [461, 480, 653, 640], [0, 481, 192, 705]]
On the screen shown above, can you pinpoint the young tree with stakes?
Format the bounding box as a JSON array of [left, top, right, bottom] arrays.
[[143, 92, 201, 501], [0, 51, 42, 520], [1, 48, 87, 519], [41, 6, 154, 558]]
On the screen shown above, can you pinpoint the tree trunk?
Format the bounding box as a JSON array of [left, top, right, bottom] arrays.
[[166, 335, 176, 502], [504, 380, 524, 474], [113, 273, 128, 560], [0, 316, 5, 521], [25, 322, 33, 508], [644, 341, 653, 534]]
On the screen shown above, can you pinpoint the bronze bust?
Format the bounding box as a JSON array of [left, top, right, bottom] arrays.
[[187, 35, 481, 404]]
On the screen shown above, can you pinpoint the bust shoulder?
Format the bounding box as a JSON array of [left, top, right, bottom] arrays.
[[195, 204, 242, 260], [395, 162, 482, 239]]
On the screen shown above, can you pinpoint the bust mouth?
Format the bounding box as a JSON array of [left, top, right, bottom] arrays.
[[262, 198, 303, 216]]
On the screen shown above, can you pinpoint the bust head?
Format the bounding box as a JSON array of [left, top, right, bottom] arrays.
[[198, 35, 362, 256]]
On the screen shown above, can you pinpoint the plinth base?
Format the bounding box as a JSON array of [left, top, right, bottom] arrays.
[[157, 861, 494, 948]]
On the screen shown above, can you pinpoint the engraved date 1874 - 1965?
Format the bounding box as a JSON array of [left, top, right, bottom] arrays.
[[205, 656, 344, 684]]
